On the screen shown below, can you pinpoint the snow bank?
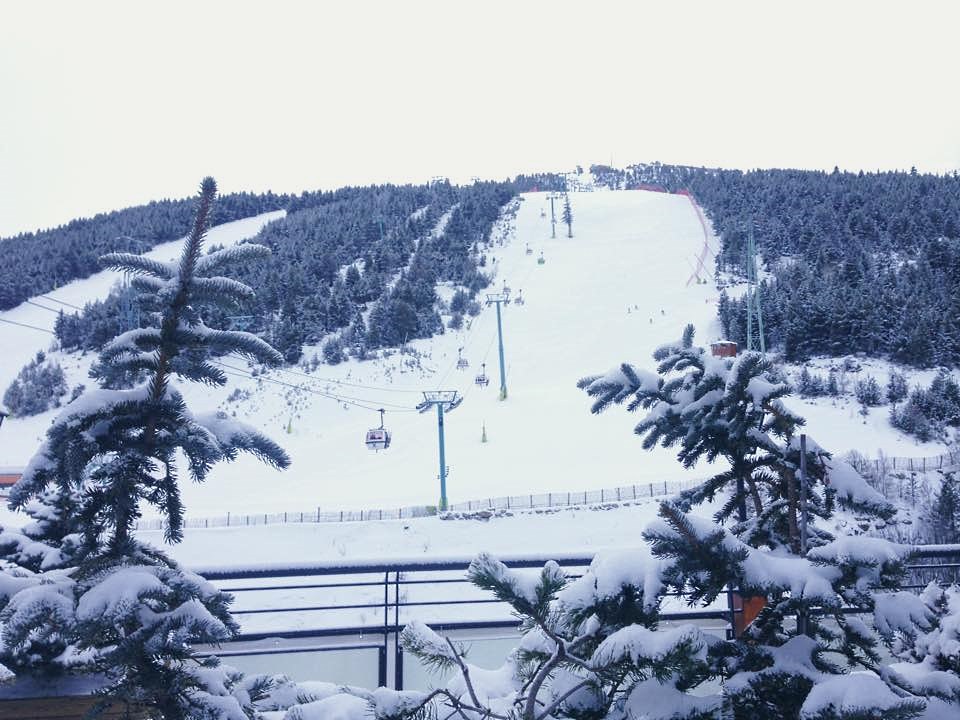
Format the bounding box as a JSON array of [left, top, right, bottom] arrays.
[[800, 673, 923, 718]]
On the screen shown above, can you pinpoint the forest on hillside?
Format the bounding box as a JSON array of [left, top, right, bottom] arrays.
[[593, 163, 960, 368], [0, 191, 290, 310], [52, 180, 521, 369]]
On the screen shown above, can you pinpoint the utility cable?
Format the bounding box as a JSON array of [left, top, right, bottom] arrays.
[[217, 360, 416, 410]]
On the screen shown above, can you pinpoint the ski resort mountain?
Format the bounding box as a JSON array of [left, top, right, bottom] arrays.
[[0, 188, 950, 523], [1, 181, 958, 720]]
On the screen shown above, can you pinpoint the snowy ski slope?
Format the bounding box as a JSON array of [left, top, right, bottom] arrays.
[[168, 189, 723, 515], [0, 192, 946, 523]]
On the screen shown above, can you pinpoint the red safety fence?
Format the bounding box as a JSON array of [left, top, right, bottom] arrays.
[[672, 190, 715, 286]]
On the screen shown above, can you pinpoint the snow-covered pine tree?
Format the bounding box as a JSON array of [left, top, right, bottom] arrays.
[[0, 177, 290, 718], [578, 324, 805, 536], [11, 176, 289, 550], [576, 323, 941, 718], [562, 194, 573, 238], [2, 351, 68, 416]]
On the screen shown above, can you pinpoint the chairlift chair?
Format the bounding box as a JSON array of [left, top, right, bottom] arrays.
[[537, 251, 546, 265], [514, 289, 524, 305], [475, 363, 490, 387], [525, 243, 533, 255], [456, 347, 469, 370], [365, 409, 392, 451]]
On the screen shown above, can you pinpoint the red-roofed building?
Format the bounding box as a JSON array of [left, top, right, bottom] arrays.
[[0, 467, 22, 494]]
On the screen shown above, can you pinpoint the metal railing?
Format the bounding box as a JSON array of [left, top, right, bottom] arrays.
[[196, 546, 960, 691]]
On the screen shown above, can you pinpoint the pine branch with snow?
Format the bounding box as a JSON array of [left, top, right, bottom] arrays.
[[884, 582, 960, 710], [399, 620, 465, 674], [467, 554, 566, 629]]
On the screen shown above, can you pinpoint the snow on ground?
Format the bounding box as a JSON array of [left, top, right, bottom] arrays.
[[179, 190, 727, 513], [0, 192, 950, 530], [783, 356, 954, 457], [150, 497, 669, 569], [146, 499, 727, 639]]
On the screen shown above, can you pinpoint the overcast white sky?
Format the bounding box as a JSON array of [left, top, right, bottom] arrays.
[[2, 0, 958, 237]]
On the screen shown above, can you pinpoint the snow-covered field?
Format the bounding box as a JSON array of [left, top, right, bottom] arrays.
[[0, 190, 949, 536]]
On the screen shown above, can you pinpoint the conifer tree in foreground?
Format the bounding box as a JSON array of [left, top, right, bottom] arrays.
[[573, 324, 946, 718], [0, 177, 289, 718], [578, 324, 816, 543]]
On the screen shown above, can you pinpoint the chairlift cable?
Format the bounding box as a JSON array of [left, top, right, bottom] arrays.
[[36, 294, 84, 311], [0, 317, 54, 334], [214, 362, 419, 413], [24, 300, 62, 314], [226, 355, 423, 394], [217, 367, 416, 414], [275, 365, 424, 394], [216, 361, 416, 410]]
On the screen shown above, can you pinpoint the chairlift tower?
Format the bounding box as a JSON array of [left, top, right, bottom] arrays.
[[417, 391, 462, 511], [486, 291, 510, 400], [745, 221, 766, 355], [547, 192, 562, 239]]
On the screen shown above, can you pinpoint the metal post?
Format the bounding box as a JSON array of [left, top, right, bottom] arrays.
[[378, 646, 387, 688], [419, 391, 460, 513], [495, 300, 507, 400], [394, 571, 403, 689], [727, 587, 737, 640], [754, 279, 766, 356], [382, 571, 390, 684], [437, 403, 447, 511], [486, 293, 509, 400]]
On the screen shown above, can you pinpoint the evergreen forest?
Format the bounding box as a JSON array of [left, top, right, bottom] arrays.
[[593, 162, 960, 368], [0, 191, 289, 310], [47, 180, 522, 367]]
